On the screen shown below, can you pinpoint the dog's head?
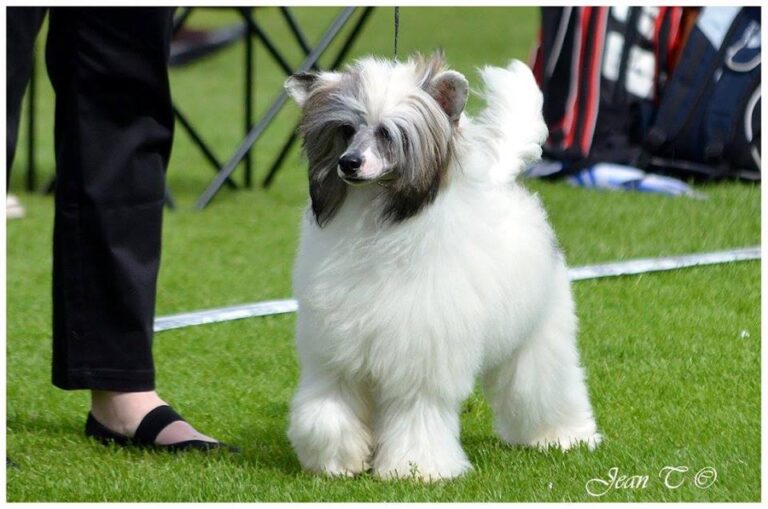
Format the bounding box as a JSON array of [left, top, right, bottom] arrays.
[[286, 51, 468, 226]]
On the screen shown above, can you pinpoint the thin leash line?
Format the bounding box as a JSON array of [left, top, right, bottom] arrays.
[[394, 6, 400, 59], [153, 246, 760, 332]]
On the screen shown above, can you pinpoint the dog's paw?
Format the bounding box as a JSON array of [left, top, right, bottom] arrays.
[[294, 439, 372, 478], [314, 457, 371, 478], [374, 456, 472, 482], [528, 423, 602, 452], [289, 392, 373, 478], [296, 447, 372, 478]]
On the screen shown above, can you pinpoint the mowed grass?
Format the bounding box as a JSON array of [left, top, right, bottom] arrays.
[[6, 7, 761, 502]]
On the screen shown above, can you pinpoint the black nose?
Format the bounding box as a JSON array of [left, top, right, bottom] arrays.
[[338, 151, 363, 175]]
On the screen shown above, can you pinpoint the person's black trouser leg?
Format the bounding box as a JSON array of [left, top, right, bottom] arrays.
[[47, 7, 175, 391], [5, 7, 175, 391], [6, 7, 47, 179]]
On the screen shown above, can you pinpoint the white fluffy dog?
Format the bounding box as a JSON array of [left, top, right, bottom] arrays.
[[284, 52, 601, 481]]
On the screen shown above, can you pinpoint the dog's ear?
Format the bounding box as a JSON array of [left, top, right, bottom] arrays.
[[309, 166, 347, 227], [427, 70, 469, 123], [382, 175, 442, 224], [285, 72, 343, 107], [285, 73, 318, 107]]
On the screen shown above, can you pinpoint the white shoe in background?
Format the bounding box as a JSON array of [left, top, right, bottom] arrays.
[[6, 194, 26, 219]]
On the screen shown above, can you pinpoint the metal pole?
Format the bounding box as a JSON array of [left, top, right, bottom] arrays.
[[239, 7, 294, 76], [244, 8, 254, 188], [280, 7, 313, 57], [173, 106, 238, 189]]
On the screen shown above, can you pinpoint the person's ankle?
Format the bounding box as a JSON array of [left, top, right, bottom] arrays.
[[90, 390, 166, 437]]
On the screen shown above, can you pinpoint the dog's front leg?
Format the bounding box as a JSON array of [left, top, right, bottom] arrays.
[[288, 369, 373, 477], [373, 394, 472, 482]]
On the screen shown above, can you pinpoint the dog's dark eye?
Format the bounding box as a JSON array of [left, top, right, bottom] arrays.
[[377, 126, 392, 144], [340, 124, 356, 141]]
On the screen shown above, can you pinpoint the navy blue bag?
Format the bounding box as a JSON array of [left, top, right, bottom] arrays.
[[644, 7, 761, 180]]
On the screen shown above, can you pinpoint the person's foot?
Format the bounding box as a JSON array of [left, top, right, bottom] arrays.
[[89, 390, 220, 446]]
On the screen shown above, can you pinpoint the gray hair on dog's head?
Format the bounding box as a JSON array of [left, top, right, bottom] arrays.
[[286, 51, 468, 226]]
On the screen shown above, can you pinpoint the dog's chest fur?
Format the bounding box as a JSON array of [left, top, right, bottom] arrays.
[[293, 179, 562, 383]]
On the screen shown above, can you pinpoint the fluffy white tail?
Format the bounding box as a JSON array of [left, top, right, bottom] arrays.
[[473, 60, 548, 184]]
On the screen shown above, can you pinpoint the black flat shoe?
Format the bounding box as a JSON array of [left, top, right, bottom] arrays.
[[85, 405, 239, 453]]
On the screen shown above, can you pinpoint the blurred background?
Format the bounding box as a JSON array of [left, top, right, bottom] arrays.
[[7, 6, 542, 312], [6, 7, 760, 502]]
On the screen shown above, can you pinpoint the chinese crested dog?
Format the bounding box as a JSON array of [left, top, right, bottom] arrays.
[[285, 52, 600, 481]]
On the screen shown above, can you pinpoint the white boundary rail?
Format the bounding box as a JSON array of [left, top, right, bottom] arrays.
[[154, 246, 760, 332]]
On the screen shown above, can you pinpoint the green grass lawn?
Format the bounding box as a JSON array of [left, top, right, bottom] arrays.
[[6, 7, 761, 502]]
